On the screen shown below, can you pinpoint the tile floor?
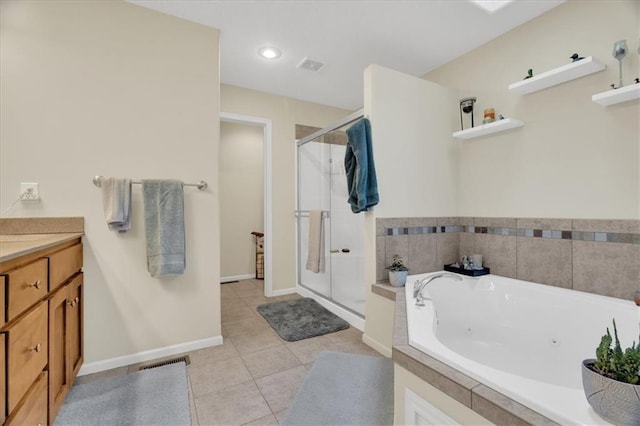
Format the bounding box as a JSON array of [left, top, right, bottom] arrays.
[[77, 279, 382, 425]]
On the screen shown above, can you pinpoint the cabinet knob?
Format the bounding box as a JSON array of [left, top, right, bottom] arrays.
[[75, 297, 80, 304], [28, 343, 41, 353], [28, 280, 42, 289]]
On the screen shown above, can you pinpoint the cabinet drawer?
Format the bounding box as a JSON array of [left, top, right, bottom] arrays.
[[7, 301, 48, 413], [5, 371, 47, 426], [7, 258, 48, 321], [0, 334, 5, 425], [49, 243, 82, 291]]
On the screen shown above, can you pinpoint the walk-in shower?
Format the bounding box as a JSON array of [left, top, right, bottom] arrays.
[[296, 110, 366, 324]]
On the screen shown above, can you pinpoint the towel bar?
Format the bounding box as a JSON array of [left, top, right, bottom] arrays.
[[92, 176, 207, 191]]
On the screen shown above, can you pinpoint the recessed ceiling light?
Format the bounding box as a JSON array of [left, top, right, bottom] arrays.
[[258, 46, 281, 60], [469, 0, 512, 13]]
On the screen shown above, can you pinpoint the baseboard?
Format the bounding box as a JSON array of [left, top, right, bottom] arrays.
[[78, 335, 223, 376], [362, 333, 392, 357], [269, 287, 298, 297], [221, 274, 255, 283], [296, 285, 365, 331]]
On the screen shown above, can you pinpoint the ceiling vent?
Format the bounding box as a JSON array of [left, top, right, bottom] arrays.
[[297, 57, 324, 72]]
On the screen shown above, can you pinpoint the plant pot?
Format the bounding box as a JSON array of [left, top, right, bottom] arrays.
[[388, 270, 408, 287], [582, 359, 640, 425]]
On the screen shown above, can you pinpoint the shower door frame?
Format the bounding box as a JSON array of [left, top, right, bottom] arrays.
[[295, 109, 366, 330]]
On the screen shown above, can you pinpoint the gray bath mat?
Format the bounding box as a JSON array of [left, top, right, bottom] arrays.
[[55, 362, 190, 425], [281, 351, 394, 425], [257, 297, 349, 341]]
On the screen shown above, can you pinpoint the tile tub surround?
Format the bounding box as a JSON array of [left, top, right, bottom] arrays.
[[373, 283, 558, 426], [377, 217, 639, 300]]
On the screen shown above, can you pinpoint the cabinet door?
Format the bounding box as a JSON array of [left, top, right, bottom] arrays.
[[48, 286, 69, 423], [0, 333, 5, 425], [67, 273, 83, 385]]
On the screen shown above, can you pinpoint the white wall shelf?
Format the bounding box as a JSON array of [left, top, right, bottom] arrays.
[[508, 56, 605, 95], [452, 118, 524, 140], [592, 84, 640, 106]]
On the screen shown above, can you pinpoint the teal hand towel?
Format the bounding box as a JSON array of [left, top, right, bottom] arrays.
[[142, 180, 185, 277], [345, 118, 379, 213]]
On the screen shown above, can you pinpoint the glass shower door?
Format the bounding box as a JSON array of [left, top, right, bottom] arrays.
[[297, 137, 331, 298]]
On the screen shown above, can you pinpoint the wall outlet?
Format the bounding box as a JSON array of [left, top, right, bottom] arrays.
[[20, 182, 40, 201]]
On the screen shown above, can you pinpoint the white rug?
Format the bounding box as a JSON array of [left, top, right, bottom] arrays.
[[281, 351, 394, 425], [55, 362, 190, 426]]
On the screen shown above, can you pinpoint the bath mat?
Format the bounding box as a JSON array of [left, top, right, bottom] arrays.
[[257, 297, 349, 341], [281, 351, 394, 426], [54, 362, 190, 426]]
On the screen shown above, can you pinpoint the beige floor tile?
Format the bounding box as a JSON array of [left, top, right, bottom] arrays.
[[195, 381, 271, 426], [255, 365, 309, 413], [223, 303, 261, 323], [242, 414, 279, 425], [189, 357, 252, 397], [241, 296, 272, 310], [188, 376, 199, 426], [241, 345, 302, 379], [273, 293, 302, 302], [224, 317, 270, 337], [189, 340, 239, 366], [230, 329, 283, 355], [221, 284, 240, 299], [274, 409, 288, 423], [285, 334, 343, 364]]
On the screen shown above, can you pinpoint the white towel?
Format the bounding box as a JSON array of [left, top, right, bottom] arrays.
[[305, 210, 325, 273], [100, 177, 132, 232]]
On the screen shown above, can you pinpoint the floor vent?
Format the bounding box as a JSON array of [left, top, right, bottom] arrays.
[[138, 355, 190, 371]]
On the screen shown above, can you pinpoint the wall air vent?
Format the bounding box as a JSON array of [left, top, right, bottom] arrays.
[[297, 57, 324, 72]]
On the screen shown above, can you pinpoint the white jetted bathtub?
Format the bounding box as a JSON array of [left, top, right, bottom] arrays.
[[406, 271, 639, 425]]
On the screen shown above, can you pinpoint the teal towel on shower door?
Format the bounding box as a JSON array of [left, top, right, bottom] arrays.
[[345, 118, 379, 213], [142, 180, 186, 277]]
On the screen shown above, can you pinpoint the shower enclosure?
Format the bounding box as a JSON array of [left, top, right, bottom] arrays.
[[296, 110, 366, 319]]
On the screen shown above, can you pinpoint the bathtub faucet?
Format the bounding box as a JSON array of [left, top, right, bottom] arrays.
[[414, 273, 463, 306]]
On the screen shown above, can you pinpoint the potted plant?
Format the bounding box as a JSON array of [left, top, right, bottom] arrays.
[[582, 319, 640, 425], [386, 255, 409, 287]]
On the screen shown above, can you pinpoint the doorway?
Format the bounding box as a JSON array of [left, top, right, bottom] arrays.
[[219, 112, 272, 296]]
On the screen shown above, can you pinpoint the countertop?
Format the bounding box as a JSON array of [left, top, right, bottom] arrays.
[[0, 233, 84, 263]]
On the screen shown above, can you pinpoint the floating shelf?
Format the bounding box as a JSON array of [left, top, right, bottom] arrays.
[[452, 118, 524, 140], [592, 84, 640, 106], [508, 56, 605, 95]]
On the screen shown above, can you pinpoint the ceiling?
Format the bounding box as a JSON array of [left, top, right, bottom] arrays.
[[130, 0, 565, 111]]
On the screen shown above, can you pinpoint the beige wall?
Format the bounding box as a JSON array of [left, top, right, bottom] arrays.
[[363, 65, 459, 354], [220, 84, 350, 292], [0, 1, 221, 364], [425, 0, 640, 220], [220, 122, 264, 278]]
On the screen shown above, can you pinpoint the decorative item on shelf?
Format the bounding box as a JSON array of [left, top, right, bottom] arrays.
[[611, 39, 628, 89], [498, 114, 505, 120], [570, 53, 585, 62], [523, 68, 533, 79], [482, 108, 495, 124], [458, 97, 477, 130], [635, 78, 640, 84], [386, 254, 409, 287], [582, 319, 640, 425]]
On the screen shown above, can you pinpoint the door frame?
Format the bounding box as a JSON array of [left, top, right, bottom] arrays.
[[219, 112, 273, 297]]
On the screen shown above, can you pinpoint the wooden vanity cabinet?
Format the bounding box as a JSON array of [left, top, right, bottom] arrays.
[[48, 273, 84, 422], [0, 238, 83, 425]]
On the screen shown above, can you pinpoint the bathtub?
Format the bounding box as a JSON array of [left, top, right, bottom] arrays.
[[405, 271, 639, 425]]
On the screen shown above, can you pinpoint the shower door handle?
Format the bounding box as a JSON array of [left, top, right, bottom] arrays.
[[330, 249, 350, 253], [330, 249, 339, 253]]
